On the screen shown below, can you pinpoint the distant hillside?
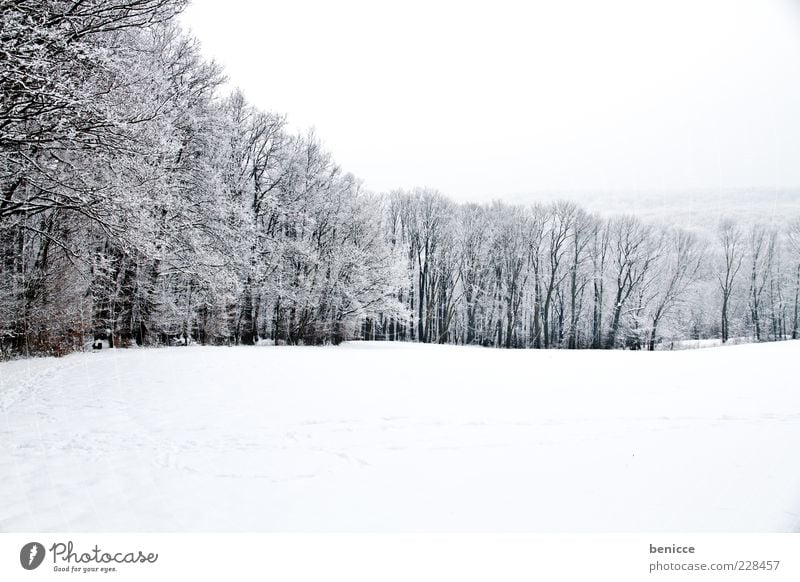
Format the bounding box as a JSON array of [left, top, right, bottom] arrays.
[[505, 189, 800, 232]]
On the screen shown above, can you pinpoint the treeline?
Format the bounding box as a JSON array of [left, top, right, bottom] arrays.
[[374, 192, 800, 350], [1, 1, 799, 357], [1, 0, 401, 356]]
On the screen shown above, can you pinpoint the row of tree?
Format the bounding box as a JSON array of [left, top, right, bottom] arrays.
[[1, 0, 401, 356], [2, 1, 798, 357], [374, 191, 800, 350]]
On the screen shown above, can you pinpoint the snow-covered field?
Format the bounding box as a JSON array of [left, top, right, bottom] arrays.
[[2, 341, 799, 532]]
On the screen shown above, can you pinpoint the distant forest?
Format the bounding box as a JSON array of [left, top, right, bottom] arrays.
[[2, 0, 799, 357]]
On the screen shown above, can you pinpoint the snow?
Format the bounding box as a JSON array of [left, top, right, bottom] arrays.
[[655, 337, 752, 350], [2, 341, 800, 532]]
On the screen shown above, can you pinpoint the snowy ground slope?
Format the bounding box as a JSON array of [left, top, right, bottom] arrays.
[[1, 341, 800, 532]]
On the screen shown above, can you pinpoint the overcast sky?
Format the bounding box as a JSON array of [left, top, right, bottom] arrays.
[[181, 0, 800, 203]]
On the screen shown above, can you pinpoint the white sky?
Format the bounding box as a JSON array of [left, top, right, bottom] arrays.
[[181, 0, 800, 203]]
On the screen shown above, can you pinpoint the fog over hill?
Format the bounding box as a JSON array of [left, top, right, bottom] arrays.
[[504, 189, 800, 231]]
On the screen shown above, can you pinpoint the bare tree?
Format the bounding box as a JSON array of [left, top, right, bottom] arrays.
[[590, 217, 611, 349], [566, 208, 594, 348], [747, 225, 775, 341], [491, 204, 533, 348], [715, 219, 745, 343], [457, 204, 490, 345], [605, 216, 658, 349], [646, 228, 702, 350], [541, 202, 575, 348]]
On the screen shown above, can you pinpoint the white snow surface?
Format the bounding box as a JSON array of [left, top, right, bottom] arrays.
[[2, 341, 799, 532]]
